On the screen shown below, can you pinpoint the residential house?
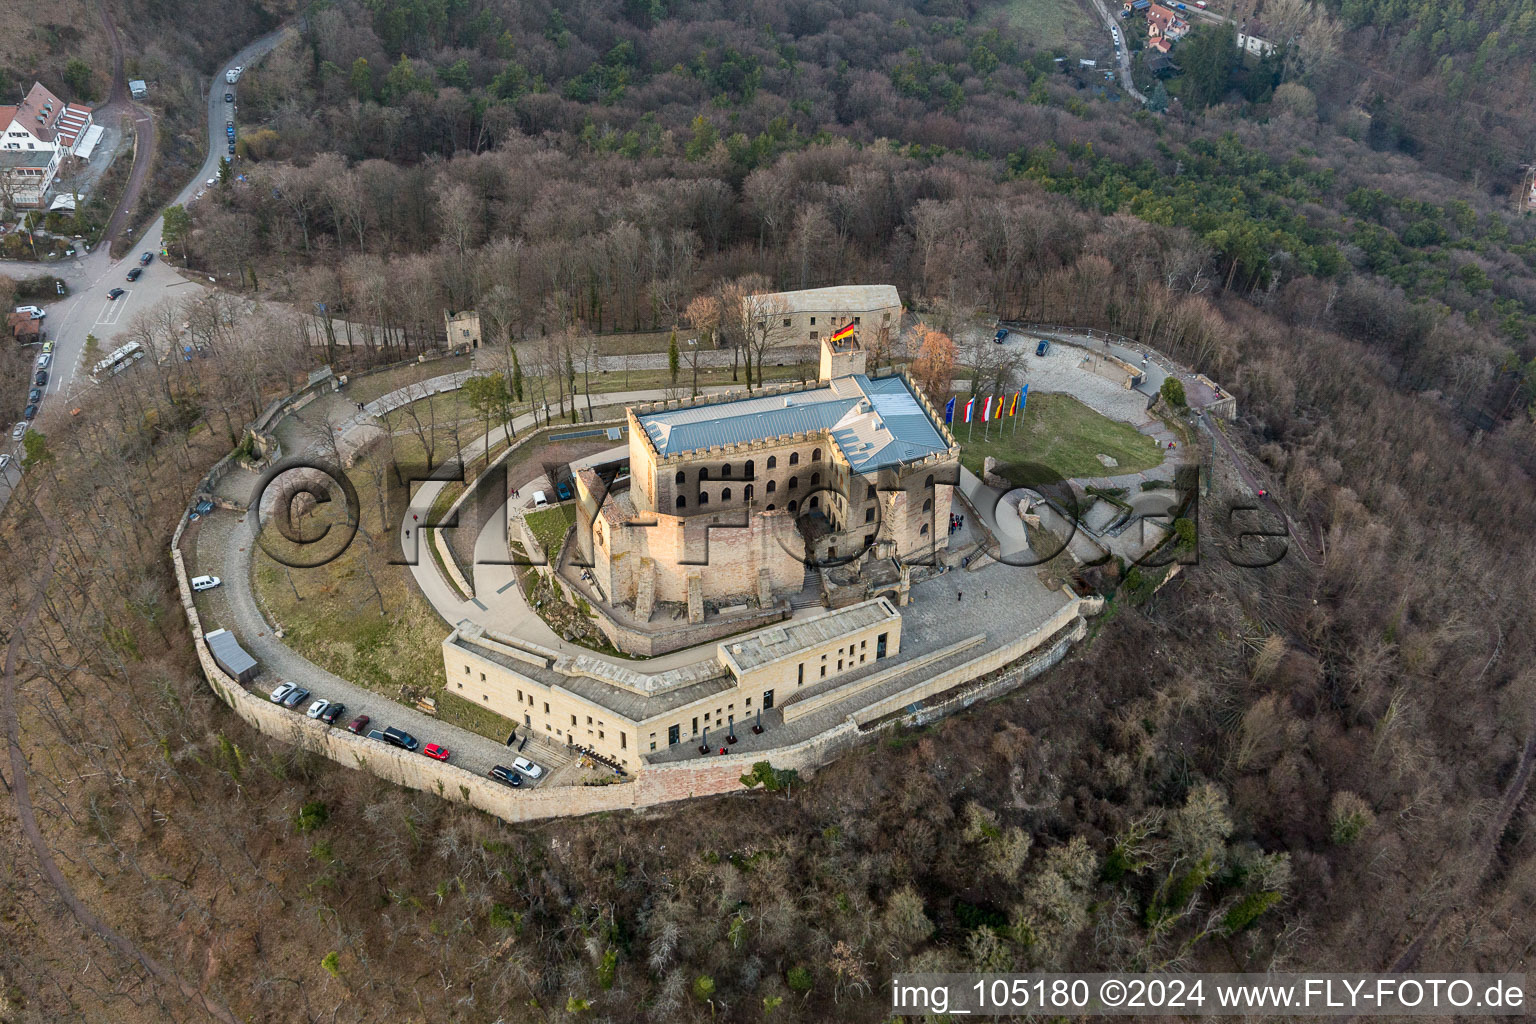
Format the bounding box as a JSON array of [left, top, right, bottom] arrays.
[[1236, 27, 1277, 56], [6, 311, 40, 343], [0, 82, 99, 208], [1146, 4, 1191, 51]]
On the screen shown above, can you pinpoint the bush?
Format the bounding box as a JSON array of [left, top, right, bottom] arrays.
[[692, 975, 715, 1001], [1329, 791, 1375, 845], [786, 966, 812, 992], [1160, 376, 1187, 408], [320, 950, 341, 977], [295, 801, 328, 832]]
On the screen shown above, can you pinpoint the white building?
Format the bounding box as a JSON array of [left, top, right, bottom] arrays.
[[1236, 29, 1277, 56], [0, 82, 99, 208]]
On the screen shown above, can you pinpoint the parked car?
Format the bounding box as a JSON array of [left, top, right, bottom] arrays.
[[190, 574, 222, 591], [531, 489, 549, 509], [281, 686, 311, 708], [319, 702, 346, 725], [205, 177, 217, 187], [305, 699, 331, 719], [107, 288, 125, 300], [227, 142, 236, 154], [126, 267, 142, 281], [22, 404, 36, 421], [1035, 338, 1051, 357], [35, 353, 49, 369], [345, 714, 370, 734], [13, 305, 43, 319], [139, 252, 153, 266], [40, 340, 52, 353], [11, 422, 26, 441], [382, 727, 419, 751], [994, 328, 1008, 344], [423, 743, 451, 762], [489, 764, 523, 787], [27, 388, 40, 404], [224, 92, 234, 102], [366, 729, 386, 741], [269, 681, 298, 704], [33, 370, 48, 386], [511, 755, 543, 780]]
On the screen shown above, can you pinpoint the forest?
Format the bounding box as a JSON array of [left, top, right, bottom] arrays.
[[1, 0, 1535, 1020]]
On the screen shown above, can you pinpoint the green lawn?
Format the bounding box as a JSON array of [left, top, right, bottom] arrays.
[[983, 0, 1103, 52], [523, 505, 575, 562], [956, 391, 1162, 486]]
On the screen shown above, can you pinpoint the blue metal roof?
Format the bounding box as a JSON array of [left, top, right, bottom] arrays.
[[637, 375, 950, 472]]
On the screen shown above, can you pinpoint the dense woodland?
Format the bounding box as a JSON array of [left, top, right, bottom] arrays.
[[2, 0, 1536, 1021]]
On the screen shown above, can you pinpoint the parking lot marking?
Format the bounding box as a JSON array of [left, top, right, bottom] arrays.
[[95, 291, 130, 326]]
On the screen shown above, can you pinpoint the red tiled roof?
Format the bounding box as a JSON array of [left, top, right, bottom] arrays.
[[6, 82, 92, 147]]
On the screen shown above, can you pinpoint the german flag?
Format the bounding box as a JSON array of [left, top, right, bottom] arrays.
[[829, 322, 856, 343]]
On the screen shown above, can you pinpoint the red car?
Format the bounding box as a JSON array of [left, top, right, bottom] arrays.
[[345, 714, 370, 735], [423, 743, 450, 762]]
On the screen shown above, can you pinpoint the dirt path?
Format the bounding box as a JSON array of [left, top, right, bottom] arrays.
[[93, 0, 156, 251], [3, 543, 241, 1024]]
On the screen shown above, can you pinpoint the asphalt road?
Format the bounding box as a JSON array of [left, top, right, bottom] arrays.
[[0, 26, 292, 510]]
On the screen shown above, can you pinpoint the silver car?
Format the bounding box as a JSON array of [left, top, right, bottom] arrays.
[[11, 422, 26, 441]]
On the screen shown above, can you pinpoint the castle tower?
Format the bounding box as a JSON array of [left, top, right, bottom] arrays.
[[819, 332, 866, 381]]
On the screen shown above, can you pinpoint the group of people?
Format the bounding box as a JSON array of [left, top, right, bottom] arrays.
[[948, 513, 965, 536]]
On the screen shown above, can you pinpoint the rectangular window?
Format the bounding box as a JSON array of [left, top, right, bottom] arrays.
[[457, 681, 462, 688], [621, 733, 626, 749], [587, 716, 593, 725], [838, 659, 843, 671], [861, 639, 867, 649], [544, 702, 550, 714], [809, 316, 816, 325], [854, 316, 861, 325], [483, 694, 489, 701], [746, 697, 752, 707], [571, 714, 577, 726], [669, 724, 680, 745], [797, 664, 804, 685], [651, 741, 657, 751], [598, 730, 604, 739], [877, 632, 888, 658], [481, 673, 486, 682], [516, 689, 522, 701], [820, 665, 827, 678], [865, 507, 874, 523], [783, 318, 791, 327], [764, 689, 775, 709], [692, 717, 698, 735], [463, 665, 470, 674]]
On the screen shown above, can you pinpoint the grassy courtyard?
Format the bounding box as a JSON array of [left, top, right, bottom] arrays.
[[956, 391, 1163, 487]]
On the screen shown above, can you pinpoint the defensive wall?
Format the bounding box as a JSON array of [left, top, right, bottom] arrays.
[[168, 348, 1122, 825]]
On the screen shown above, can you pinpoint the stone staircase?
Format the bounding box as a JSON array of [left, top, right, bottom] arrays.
[[790, 564, 823, 610]]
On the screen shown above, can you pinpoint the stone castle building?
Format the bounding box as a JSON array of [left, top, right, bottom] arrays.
[[571, 286, 958, 621]]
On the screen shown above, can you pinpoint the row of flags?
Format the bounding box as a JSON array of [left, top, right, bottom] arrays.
[[944, 386, 1028, 425]]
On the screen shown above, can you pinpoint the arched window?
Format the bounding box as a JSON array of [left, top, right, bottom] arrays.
[[766, 480, 776, 493], [767, 455, 777, 470], [699, 491, 709, 505], [675, 469, 685, 485], [766, 503, 776, 511], [789, 452, 799, 466], [721, 487, 732, 501], [811, 447, 822, 462], [721, 463, 732, 478], [922, 497, 932, 511], [744, 484, 753, 501], [698, 467, 709, 481], [809, 496, 819, 509], [925, 474, 934, 489], [920, 523, 930, 535], [676, 495, 686, 509], [745, 459, 755, 479], [811, 472, 820, 486], [788, 477, 798, 490], [788, 500, 798, 513]]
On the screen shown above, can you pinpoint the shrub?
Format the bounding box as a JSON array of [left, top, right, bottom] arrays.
[[1160, 376, 1187, 408], [692, 975, 715, 1001], [1329, 791, 1375, 845], [786, 966, 812, 992], [320, 950, 341, 977], [295, 801, 328, 832]]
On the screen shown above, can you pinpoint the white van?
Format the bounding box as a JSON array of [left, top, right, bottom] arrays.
[[14, 305, 43, 319], [225, 68, 240, 84], [531, 490, 549, 509], [191, 575, 222, 591]]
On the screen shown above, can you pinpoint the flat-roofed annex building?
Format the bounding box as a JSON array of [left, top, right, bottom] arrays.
[[442, 598, 902, 767]]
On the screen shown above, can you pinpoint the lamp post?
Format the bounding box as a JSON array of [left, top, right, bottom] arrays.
[[698, 726, 709, 755], [687, 337, 699, 397]]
